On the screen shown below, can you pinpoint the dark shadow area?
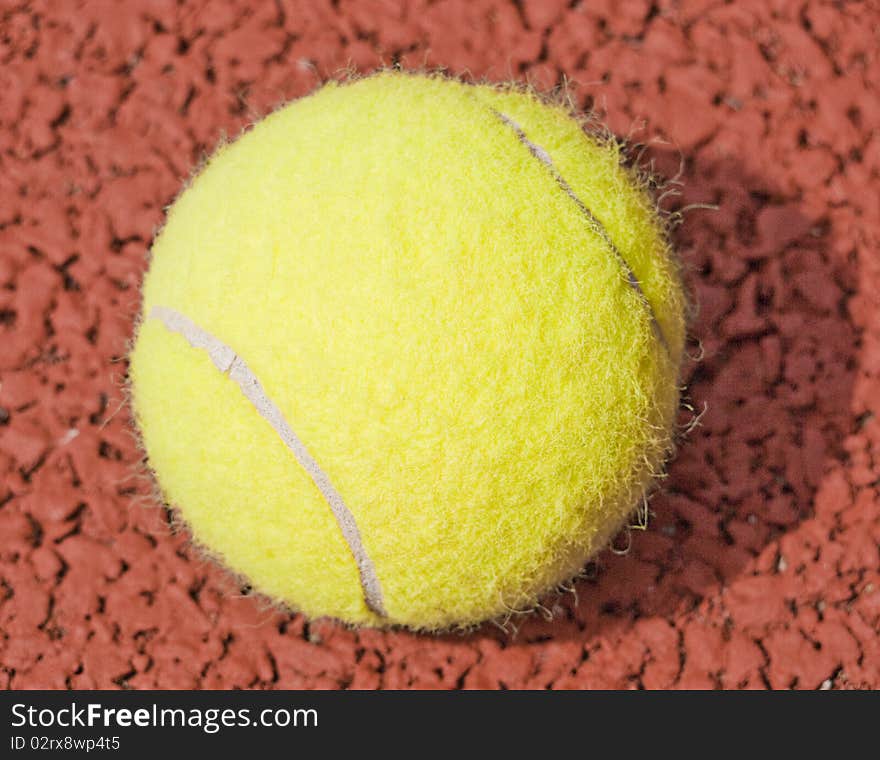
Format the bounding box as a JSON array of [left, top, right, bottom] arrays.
[[456, 145, 859, 647]]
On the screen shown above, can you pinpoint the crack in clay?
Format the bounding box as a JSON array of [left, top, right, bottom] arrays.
[[149, 305, 387, 619]]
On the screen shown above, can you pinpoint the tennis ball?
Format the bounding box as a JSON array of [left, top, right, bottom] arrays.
[[130, 71, 686, 630]]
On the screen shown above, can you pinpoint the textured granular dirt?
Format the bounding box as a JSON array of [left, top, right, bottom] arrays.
[[1, 0, 879, 690]]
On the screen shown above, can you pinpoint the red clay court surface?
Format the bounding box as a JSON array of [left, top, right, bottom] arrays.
[[1, 0, 879, 690]]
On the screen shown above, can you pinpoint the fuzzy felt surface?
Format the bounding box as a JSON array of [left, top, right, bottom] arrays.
[[129, 71, 685, 629]]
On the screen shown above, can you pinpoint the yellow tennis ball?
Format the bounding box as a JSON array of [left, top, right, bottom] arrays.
[[130, 71, 686, 630]]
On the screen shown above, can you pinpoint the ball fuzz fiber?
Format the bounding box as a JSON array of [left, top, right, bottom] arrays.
[[130, 71, 686, 630]]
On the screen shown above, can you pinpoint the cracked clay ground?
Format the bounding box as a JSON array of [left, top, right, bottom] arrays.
[[1, 0, 879, 689]]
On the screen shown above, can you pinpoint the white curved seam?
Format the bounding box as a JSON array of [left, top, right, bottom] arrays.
[[149, 304, 387, 618], [496, 111, 668, 353]]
